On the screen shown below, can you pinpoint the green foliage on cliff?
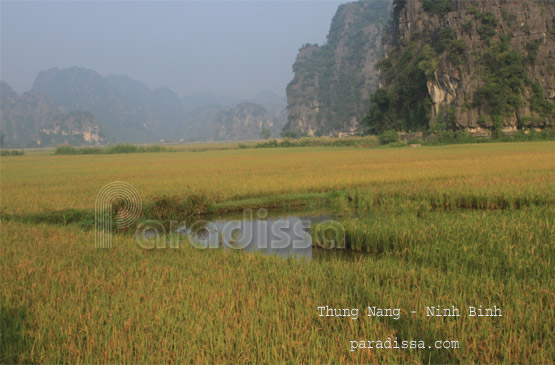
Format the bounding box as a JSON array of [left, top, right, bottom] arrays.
[[363, 17, 478, 135], [477, 12, 499, 40], [422, 0, 452, 16], [286, 0, 390, 134], [529, 81, 554, 120], [363, 39, 436, 134], [437, 27, 466, 66], [364, 1, 553, 136], [526, 38, 542, 63], [473, 36, 526, 117], [474, 35, 554, 132]]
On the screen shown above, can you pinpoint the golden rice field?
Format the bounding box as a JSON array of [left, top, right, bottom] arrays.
[[1, 141, 554, 362], [1, 141, 554, 215]]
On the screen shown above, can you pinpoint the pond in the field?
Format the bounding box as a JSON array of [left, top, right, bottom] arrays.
[[138, 207, 355, 260]]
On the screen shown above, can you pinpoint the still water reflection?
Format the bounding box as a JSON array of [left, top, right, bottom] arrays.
[[179, 209, 347, 260]]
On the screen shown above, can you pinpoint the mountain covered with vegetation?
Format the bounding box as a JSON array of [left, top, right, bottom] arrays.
[[175, 91, 286, 142], [31, 67, 184, 142], [213, 102, 275, 141], [176, 101, 285, 142], [364, 0, 555, 136], [0, 81, 104, 147], [284, 0, 392, 136], [39, 111, 104, 146]]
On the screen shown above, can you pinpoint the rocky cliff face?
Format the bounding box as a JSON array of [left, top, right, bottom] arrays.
[[32, 67, 184, 142], [39, 111, 104, 146], [1, 81, 60, 147], [0, 81, 104, 147], [105, 75, 184, 136], [366, 0, 554, 135], [175, 101, 283, 142], [285, 0, 391, 136], [30, 67, 283, 143], [175, 105, 224, 141], [214, 103, 274, 141], [250, 91, 288, 136]]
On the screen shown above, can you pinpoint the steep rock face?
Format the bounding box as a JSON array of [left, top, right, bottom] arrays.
[[39, 111, 104, 145], [250, 91, 288, 136], [175, 105, 224, 141], [1, 81, 62, 147], [271, 107, 288, 137], [105, 75, 184, 136], [175, 102, 277, 141], [213, 102, 274, 141], [285, 0, 392, 136], [0, 81, 104, 147], [367, 0, 554, 135], [32, 67, 185, 142]]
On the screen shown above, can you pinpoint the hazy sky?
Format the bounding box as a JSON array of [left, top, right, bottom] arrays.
[[1, 0, 348, 98]]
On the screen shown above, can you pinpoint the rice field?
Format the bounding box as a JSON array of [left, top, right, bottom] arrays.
[[1, 141, 554, 362], [1, 141, 553, 215]]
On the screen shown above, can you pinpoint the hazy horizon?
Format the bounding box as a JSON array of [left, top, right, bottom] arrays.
[[1, 0, 348, 99]]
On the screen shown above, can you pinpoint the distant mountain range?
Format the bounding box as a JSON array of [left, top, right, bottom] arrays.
[[1, 66, 287, 147], [0, 81, 104, 147]]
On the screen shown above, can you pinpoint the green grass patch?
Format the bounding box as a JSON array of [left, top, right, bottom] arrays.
[[213, 192, 334, 213], [251, 136, 379, 149], [0, 149, 24, 156], [54, 144, 173, 155]]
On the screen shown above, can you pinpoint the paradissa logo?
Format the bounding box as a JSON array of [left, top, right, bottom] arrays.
[[135, 209, 346, 250], [95, 181, 345, 250], [95, 181, 142, 248]]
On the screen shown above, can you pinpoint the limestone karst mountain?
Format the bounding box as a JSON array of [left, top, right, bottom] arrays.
[[1, 67, 287, 147], [364, 0, 554, 136], [284, 0, 392, 136], [0, 81, 104, 147], [286, 0, 554, 137]]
